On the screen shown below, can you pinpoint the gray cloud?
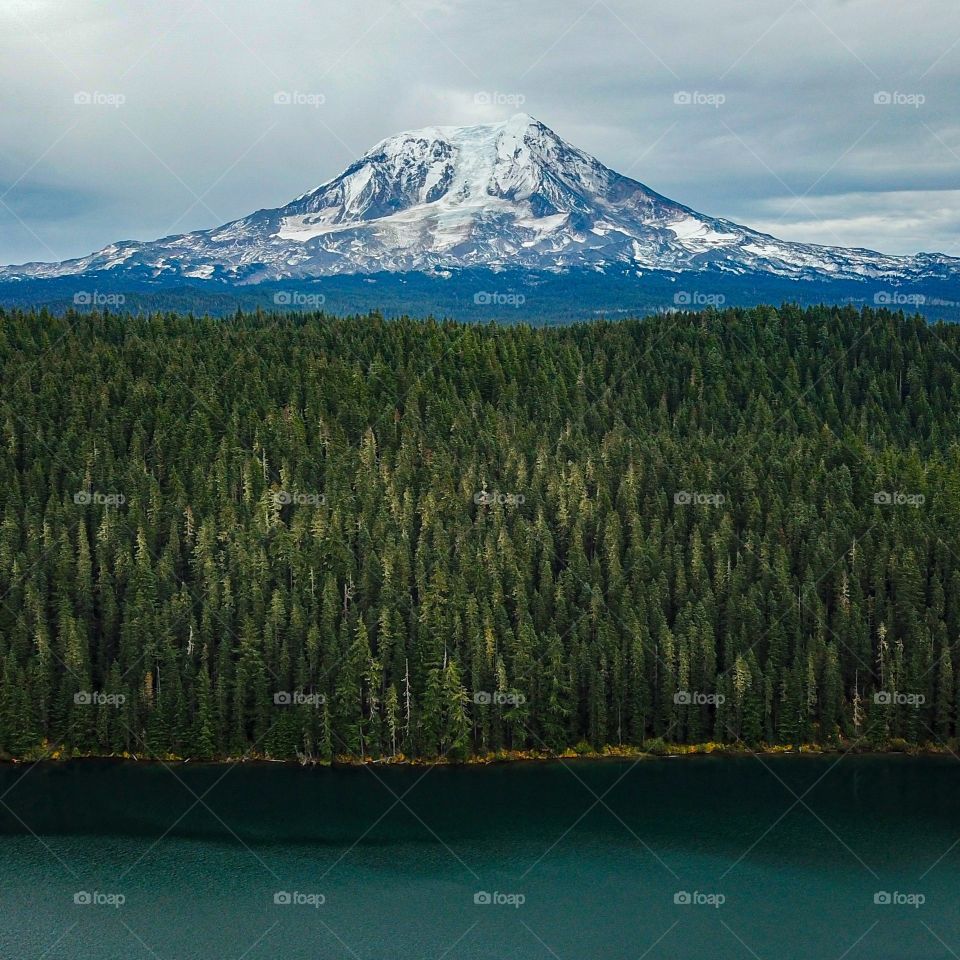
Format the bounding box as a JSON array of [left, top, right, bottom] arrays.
[[1, 0, 958, 264]]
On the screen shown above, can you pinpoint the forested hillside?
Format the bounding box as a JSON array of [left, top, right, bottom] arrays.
[[1, 304, 960, 761]]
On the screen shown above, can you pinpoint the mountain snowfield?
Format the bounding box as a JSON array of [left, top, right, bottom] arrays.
[[1, 113, 957, 286]]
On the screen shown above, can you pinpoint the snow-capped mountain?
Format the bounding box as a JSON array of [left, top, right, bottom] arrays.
[[1, 114, 957, 286]]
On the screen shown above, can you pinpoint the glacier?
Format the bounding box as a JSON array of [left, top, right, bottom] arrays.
[[1, 113, 957, 289]]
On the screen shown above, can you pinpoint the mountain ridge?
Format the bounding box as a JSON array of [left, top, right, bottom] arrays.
[[1, 114, 957, 292]]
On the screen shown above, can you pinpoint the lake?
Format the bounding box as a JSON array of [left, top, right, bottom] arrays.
[[0, 755, 957, 959]]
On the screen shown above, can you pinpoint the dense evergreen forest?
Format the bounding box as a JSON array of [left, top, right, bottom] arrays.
[[1, 303, 960, 762]]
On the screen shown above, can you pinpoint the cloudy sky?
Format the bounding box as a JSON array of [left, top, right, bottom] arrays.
[[1, 0, 958, 265]]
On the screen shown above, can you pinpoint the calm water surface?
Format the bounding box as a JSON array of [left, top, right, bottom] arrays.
[[1, 755, 958, 959]]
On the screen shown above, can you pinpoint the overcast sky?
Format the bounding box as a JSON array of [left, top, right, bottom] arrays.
[[1, 0, 958, 265]]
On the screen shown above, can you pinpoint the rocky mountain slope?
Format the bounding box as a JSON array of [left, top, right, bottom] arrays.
[[2, 114, 957, 289]]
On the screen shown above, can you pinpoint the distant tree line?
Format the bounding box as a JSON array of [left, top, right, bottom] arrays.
[[1, 303, 959, 760]]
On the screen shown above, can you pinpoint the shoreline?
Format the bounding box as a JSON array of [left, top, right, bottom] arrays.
[[2, 739, 953, 768]]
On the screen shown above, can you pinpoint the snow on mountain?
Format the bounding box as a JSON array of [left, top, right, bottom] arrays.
[[1, 114, 957, 286]]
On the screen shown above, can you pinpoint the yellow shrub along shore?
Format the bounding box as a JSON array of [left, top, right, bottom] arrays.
[[2, 739, 949, 766]]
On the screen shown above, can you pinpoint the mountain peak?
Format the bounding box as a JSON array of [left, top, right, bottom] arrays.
[[1, 117, 957, 290], [504, 111, 542, 129], [374, 113, 546, 145], [358, 113, 560, 180], [279, 112, 600, 236]]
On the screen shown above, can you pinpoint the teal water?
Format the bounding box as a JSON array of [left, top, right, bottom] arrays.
[[1, 755, 958, 959]]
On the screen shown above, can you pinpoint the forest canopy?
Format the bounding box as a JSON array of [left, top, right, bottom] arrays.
[[1, 303, 959, 761]]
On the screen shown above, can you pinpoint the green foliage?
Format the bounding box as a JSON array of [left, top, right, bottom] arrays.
[[0, 303, 958, 759]]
